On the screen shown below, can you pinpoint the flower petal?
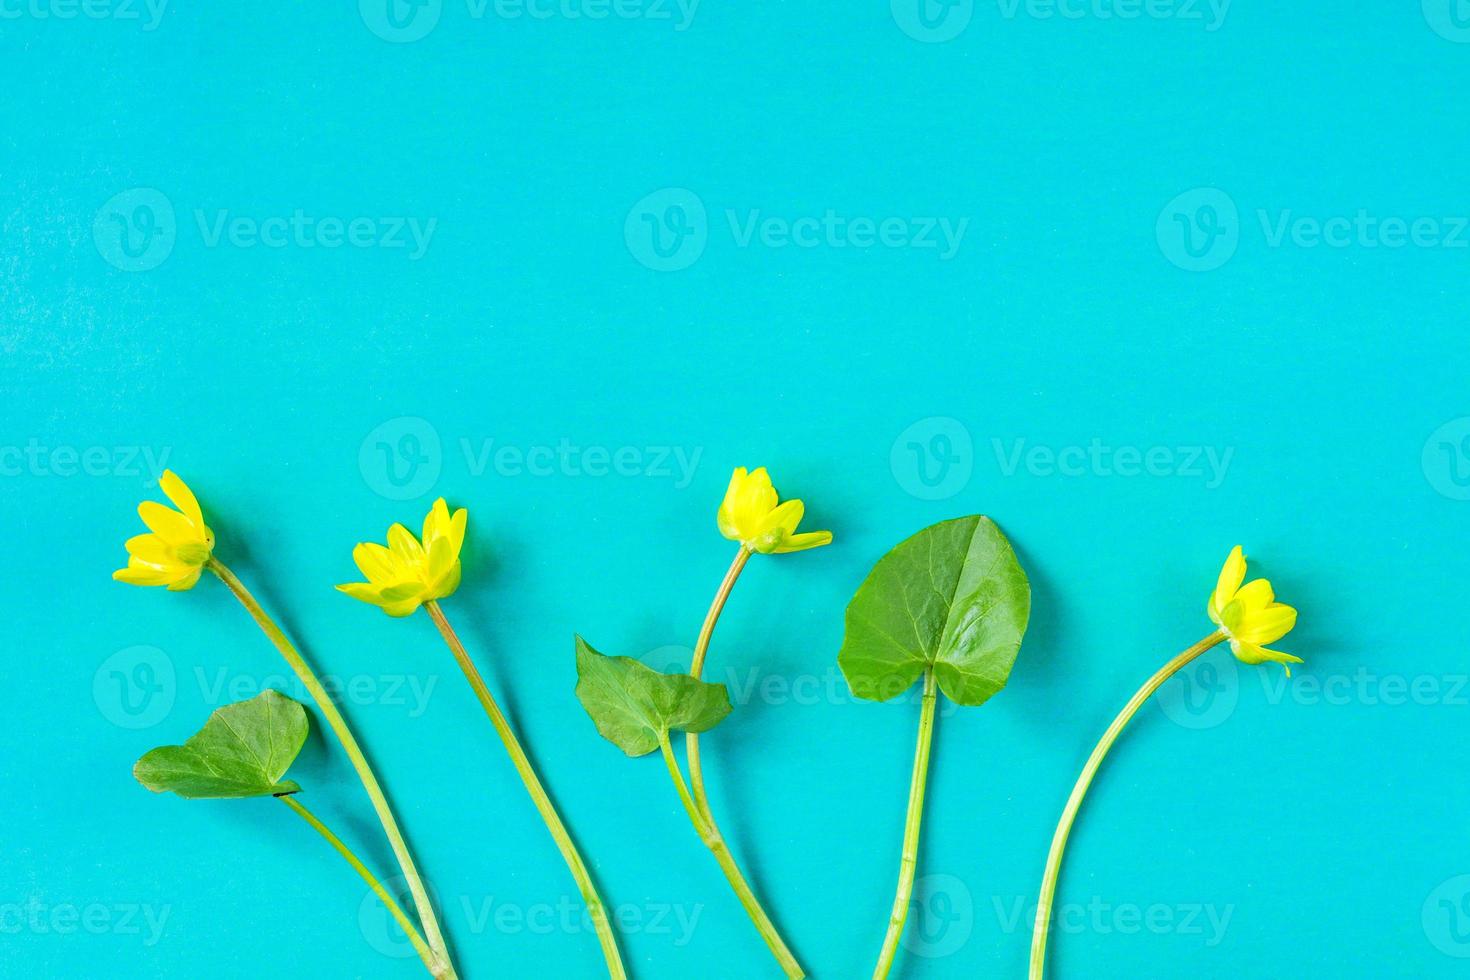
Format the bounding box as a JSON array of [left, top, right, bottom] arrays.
[[353, 542, 402, 584], [166, 567, 203, 591], [125, 533, 174, 566], [1232, 640, 1305, 676], [1234, 603, 1297, 645], [159, 470, 205, 530], [772, 529, 833, 553], [1233, 578, 1275, 613], [448, 507, 467, 555], [114, 563, 172, 587], [423, 498, 450, 547], [387, 523, 425, 563], [1211, 545, 1246, 618], [336, 582, 386, 606], [138, 501, 198, 545]]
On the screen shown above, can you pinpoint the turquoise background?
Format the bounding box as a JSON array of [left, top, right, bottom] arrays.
[[4, 3, 1470, 977]]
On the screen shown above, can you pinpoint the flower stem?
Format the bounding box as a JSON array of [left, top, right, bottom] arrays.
[[683, 547, 805, 979], [871, 667, 938, 980], [658, 734, 804, 979], [1028, 631, 1227, 980], [422, 600, 627, 980], [207, 558, 455, 980], [278, 795, 439, 978]]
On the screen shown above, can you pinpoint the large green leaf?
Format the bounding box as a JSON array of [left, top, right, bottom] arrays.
[[134, 690, 308, 799], [574, 636, 732, 757], [838, 516, 1030, 706]]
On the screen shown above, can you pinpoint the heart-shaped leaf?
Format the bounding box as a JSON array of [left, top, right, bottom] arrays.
[[134, 690, 309, 799], [574, 636, 732, 756], [838, 515, 1030, 706]]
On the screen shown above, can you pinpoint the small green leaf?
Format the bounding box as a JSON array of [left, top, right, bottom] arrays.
[[838, 516, 1031, 706], [134, 690, 308, 799], [574, 636, 732, 757]]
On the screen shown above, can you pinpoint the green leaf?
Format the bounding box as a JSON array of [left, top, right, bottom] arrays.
[[574, 636, 732, 757], [838, 516, 1031, 706], [133, 690, 309, 799]]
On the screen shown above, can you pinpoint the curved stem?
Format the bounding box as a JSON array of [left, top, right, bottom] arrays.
[[872, 667, 938, 980], [423, 600, 627, 980], [659, 734, 803, 979], [682, 547, 804, 978], [1029, 631, 1226, 980], [279, 795, 439, 978], [207, 558, 455, 980], [686, 546, 750, 813]]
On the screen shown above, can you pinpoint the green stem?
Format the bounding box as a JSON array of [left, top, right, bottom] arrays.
[[279, 795, 439, 978], [423, 600, 627, 980], [1029, 631, 1226, 980], [658, 734, 803, 979], [207, 558, 455, 980], [872, 667, 938, 980], [683, 547, 805, 978]]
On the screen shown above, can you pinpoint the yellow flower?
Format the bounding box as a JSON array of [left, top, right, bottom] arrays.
[[337, 498, 467, 617], [113, 471, 215, 591], [1207, 545, 1302, 675], [717, 466, 832, 555]]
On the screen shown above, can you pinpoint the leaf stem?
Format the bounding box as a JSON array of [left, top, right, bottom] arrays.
[[659, 733, 803, 979], [872, 666, 938, 979], [278, 795, 439, 977], [682, 547, 805, 978], [206, 558, 455, 980], [1028, 631, 1227, 980], [423, 600, 627, 980]]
